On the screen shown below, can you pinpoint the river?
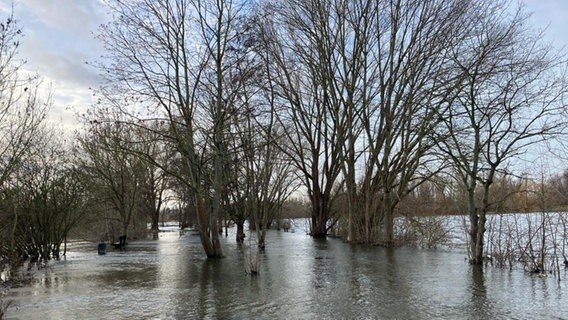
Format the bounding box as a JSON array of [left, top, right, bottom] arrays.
[[3, 227, 568, 319]]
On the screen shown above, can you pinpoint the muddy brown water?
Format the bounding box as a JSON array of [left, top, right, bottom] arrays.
[[4, 228, 568, 319]]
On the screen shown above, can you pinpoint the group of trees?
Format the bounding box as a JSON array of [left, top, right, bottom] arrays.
[[93, 0, 568, 265], [0, 12, 90, 266], [2, 0, 568, 270], [0, 12, 170, 267], [94, 0, 302, 257]]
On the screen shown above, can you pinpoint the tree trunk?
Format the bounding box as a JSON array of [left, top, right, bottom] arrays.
[[345, 122, 357, 242], [211, 222, 223, 257], [311, 193, 328, 238], [382, 191, 394, 246], [467, 184, 482, 265], [151, 215, 159, 240], [469, 209, 487, 266], [10, 199, 18, 266], [468, 213, 481, 265], [469, 182, 489, 266], [363, 188, 371, 243], [122, 222, 128, 242], [195, 194, 217, 257], [347, 206, 354, 242], [311, 214, 327, 238], [346, 161, 357, 242], [236, 220, 245, 243], [471, 182, 492, 265], [259, 229, 266, 250]]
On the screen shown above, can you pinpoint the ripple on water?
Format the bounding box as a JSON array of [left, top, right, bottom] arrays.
[[4, 230, 568, 319]]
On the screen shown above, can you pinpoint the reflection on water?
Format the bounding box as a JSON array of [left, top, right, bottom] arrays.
[[4, 229, 568, 319]]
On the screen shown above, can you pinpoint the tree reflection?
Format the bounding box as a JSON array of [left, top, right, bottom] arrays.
[[469, 266, 495, 318]]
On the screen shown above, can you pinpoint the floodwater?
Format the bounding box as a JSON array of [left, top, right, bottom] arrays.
[[4, 227, 568, 319]]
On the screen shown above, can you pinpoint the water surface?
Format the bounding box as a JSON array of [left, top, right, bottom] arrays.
[[4, 228, 568, 319]]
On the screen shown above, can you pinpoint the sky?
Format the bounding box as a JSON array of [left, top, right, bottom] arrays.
[[1, 0, 568, 132], [0, 0, 108, 130]]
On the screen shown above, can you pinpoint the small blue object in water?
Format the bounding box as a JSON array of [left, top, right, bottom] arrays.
[[97, 241, 106, 255]]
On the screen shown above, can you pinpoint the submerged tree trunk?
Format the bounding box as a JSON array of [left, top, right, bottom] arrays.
[[311, 214, 328, 238], [151, 213, 160, 240], [151, 225, 159, 240], [122, 222, 128, 243], [382, 190, 394, 246], [467, 186, 482, 265], [468, 180, 490, 265], [469, 212, 481, 265], [471, 181, 492, 265], [469, 209, 488, 265], [195, 194, 223, 258], [345, 141, 357, 242], [211, 214, 223, 256], [311, 192, 328, 238], [236, 220, 245, 243], [259, 229, 266, 250]]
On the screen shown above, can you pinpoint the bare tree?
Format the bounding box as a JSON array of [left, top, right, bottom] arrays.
[[0, 11, 50, 266], [133, 124, 173, 239], [98, 0, 251, 257], [77, 115, 147, 242], [10, 129, 85, 262], [435, 2, 568, 265], [357, 0, 475, 246], [266, 0, 472, 244], [266, 0, 369, 238], [0, 12, 49, 190], [221, 14, 299, 246]]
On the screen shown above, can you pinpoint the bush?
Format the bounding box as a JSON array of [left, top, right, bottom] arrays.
[[395, 216, 450, 248]]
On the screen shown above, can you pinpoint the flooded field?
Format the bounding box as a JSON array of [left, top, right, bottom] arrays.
[[3, 227, 568, 319]]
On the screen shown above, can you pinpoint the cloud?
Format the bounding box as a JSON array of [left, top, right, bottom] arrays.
[[18, 0, 107, 37], [4, 0, 566, 134], [20, 31, 102, 89], [2, 0, 109, 130], [14, 0, 106, 83], [524, 0, 568, 48], [48, 85, 96, 131]]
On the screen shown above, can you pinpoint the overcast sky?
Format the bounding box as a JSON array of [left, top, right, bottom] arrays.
[[1, 0, 568, 131], [0, 0, 107, 130]]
